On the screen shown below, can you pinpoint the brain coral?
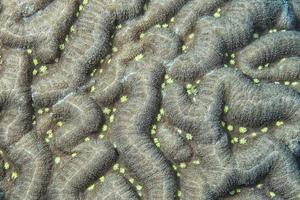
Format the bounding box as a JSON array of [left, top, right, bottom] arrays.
[[0, 0, 300, 199]]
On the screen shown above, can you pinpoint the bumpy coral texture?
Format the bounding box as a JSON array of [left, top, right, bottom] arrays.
[[0, 0, 300, 199]]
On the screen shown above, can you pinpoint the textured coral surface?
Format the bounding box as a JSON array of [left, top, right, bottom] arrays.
[[0, 0, 300, 199]]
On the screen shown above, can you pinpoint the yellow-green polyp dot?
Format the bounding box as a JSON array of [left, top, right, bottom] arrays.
[[192, 160, 200, 165], [253, 33, 259, 39], [251, 132, 257, 137], [227, 125, 234, 131], [32, 69, 38, 75], [261, 127, 268, 133], [186, 133, 193, 140], [229, 59, 235, 65], [239, 138, 247, 144], [103, 107, 111, 115], [11, 172, 18, 180], [102, 124, 108, 132], [177, 190, 182, 197], [100, 176, 105, 182], [120, 95, 128, 103], [4, 162, 9, 170], [82, 0, 89, 5], [54, 157, 61, 164], [179, 162, 187, 168], [231, 137, 239, 144], [87, 184, 94, 191], [134, 54, 144, 61], [33, 58, 39, 66], [136, 185, 143, 191], [213, 12, 221, 18], [269, 192, 276, 198], [224, 105, 229, 113], [239, 127, 247, 133], [253, 78, 260, 84], [276, 121, 284, 127]]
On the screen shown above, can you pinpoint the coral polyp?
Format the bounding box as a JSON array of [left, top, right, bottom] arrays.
[[0, 0, 299, 199]]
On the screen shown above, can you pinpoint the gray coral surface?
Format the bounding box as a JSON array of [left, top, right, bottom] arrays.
[[0, 0, 300, 199]]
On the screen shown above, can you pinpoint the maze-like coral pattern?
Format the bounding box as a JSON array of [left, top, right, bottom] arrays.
[[0, 0, 300, 199]]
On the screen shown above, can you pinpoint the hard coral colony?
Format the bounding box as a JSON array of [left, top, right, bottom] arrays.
[[0, 0, 299, 199]]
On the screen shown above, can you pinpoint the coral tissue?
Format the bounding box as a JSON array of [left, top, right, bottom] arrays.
[[0, 0, 299, 199]]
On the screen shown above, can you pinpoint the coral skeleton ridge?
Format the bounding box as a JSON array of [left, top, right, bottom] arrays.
[[0, 0, 300, 199]]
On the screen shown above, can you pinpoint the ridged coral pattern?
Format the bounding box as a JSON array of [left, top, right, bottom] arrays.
[[0, 0, 299, 199]]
